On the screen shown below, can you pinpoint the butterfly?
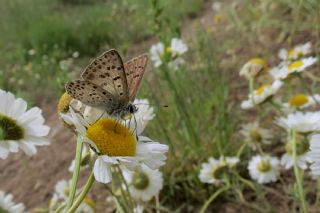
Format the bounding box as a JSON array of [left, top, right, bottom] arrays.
[[65, 49, 148, 119]]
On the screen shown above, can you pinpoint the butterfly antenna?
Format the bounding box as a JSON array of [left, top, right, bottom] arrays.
[[133, 103, 168, 108]]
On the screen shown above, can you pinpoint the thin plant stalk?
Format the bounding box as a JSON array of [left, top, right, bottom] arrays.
[[105, 185, 127, 213], [54, 204, 66, 213], [291, 129, 308, 213], [236, 142, 247, 158], [67, 172, 95, 213], [115, 165, 135, 212], [249, 76, 255, 105], [199, 183, 230, 213], [161, 65, 200, 148], [269, 100, 285, 115], [316, 179, 320, 206], [66, 136, 84, 210]]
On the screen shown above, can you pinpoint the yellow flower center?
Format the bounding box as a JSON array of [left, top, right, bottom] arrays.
[[288, 49, 304, 59], [257, 160, 271, 172], [285, 134, 309, 155], [212, 162, 228, 179], [206, 27, 214, 33], [57, 92, 72, 113], [289, 94, 308, 107], [213, 15, 222, 23], [255, 84, 270, 96], [132, 171, 150, 190], [166, 47, 172, 54], [0, 113, 24, 141], [86, 118, 136, 156], [288, 60, 304, 70], [288, 49, 296, 58], [249, 128, 262, 142], [249, 58, 268, 70], [64, 186, 70, 196]]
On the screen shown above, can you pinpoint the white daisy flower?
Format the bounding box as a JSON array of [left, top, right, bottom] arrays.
[[248, 155, 280, 184], [307, 134, 320, 177], [281, 153, 309, 170], [59, 58, 73, 71], [282, 94, 320, 113], [270, 57, 317, 80], [0, 89, 50, 159], [239, 58, 268, 79], [123, 164, 163, 202], [27, 49, 36, 56], [170, 38, 188, 57], [49, 179, 96, 213], [72, 51, 80, 58], [199, 156, 239, 185], [168, 57, 185, 70], [240, 121, 272, 150], [134, 205, 144, 213], [150, 42, 165, 68], [212, 1, 222, 12], [0, 191, 27, 213], [240, 80, 283, 109], [276, 111, 320, 133], [149, 38, 187, 70], [278, 42, 312, 61], [62, 109, 168, 184], [52, 179, 69, 200]]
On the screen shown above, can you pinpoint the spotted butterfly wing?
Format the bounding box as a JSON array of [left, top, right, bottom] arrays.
[[65, 80, 118, 114], [81, 49, 129, 105], [124, 54, 148, 102]]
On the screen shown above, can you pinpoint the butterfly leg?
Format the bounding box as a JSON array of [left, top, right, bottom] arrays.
[[132, 114, 138, 140], [113, 118, 122, 133], [92, 110, 106, 126]]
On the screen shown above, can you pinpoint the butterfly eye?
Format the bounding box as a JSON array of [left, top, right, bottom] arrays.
[[128, 105, 135, 113]]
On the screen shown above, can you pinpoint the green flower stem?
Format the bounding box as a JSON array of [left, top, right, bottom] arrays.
[[236, 142, 247, 158], [161, 65, 200, 148], [67, 172, 95, 213], [233, 171, 255, 190], [105, 185, 127, 213], [255, 143, 265, 156], [54, 204, 66, 213], [235, 189, 264, 212], [291, 129, 308, 213], [199, 182, 230, 213], [144, 80, 177, 159], [269, 100, 285, 115], [115, 165, 135, 212], [249, 77, 255, 105], [248, 77, 262, 114], [316, 179, 320, 206], [66, 136, 83, 211], [155, 195, 160, 213]]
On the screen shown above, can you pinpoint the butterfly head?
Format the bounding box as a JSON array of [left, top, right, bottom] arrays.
[[119, 104, 138, 120]]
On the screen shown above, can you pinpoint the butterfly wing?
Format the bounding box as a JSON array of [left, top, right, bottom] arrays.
[[81, 49, 129, 105], [124, 54, 148, 102], [65, 80, 119, 114]]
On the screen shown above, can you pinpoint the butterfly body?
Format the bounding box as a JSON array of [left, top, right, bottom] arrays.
[[65, 49, 148, 119]]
